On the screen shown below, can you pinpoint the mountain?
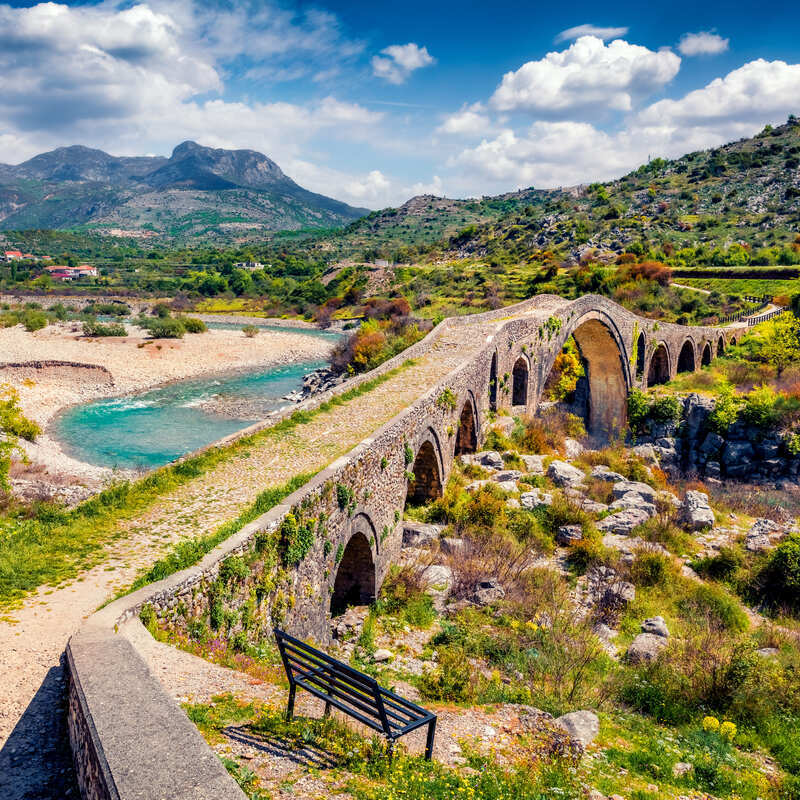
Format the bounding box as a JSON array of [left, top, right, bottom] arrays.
[[0, 142, 368, 239], [317, 117, 800, 264]]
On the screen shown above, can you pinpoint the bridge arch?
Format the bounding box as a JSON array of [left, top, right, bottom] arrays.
[[635, 331, 646, 381], [677, 339, 696, 373], [488, 352, 498, 411], [701, 341, 712, 367], [331, 514, 377, 615], [454, 391, 479, 456], [407, 428, 444, 504], [511, 355, 530, 407], [647, 343, 671, 386], [542, 311, 630, 438], [717, 337, 725, 357]]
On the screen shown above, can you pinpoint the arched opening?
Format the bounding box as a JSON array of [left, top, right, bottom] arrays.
[[635, 332, 646, 381], [677, 340, 696, 373], [511, 356, 529, 406], [455, 400, 477, 455], [541, 317, 627, 439], [488, 353, 498, 411], [407, 440, 442, 505], [330, 532, 375, 615], [701, 342, 712, 367], [717, 338, 725, 357], [647, 344, 670, 386]]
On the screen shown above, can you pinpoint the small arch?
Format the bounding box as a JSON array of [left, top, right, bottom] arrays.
[[511, 356, 529, 406], [407, 439, 443, 504], [488, 353, 498, 411], [717, 338, 725, 357], [635, 331, 646, 380], [647, 343, 670, 386], [677, 339, 696, 373], [701, 342, 712, 367], [330, 531, 375, 615], [455, 398, 478, 455]]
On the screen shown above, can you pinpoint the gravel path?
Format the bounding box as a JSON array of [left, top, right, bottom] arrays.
[[0, 321, 497, 798]]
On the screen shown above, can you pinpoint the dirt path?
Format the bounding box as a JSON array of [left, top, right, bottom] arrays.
[[0, 322, 496, 798]]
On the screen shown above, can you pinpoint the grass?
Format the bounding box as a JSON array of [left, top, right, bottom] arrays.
[[680, 276, 800, 298], [0, 359, 415, 607]]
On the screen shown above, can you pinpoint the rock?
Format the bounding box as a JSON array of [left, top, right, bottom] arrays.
[[585, 566, 635, 608], [420, 564, 453, 590], [756, 647, 779, 658], [557, 525, 583, 546], [722, 440, 754, 469], [506, 498, 521, 509], [494, 470, 522, 482], [581, 499, 609, 514], [700, 432, 725, 457], [477, 450, 504, 470], [520, 454, 545, 474], [564, 438, 584, 459], [596, 508, 650, 535], [626, 633, 667, 664], [520, 489, 553, 510], [745, 532, 772, 552], [684, 394, 715, 440], [471, 578, 505, 606], [673, 762, 693, 778], [657, 490, 681, 510], [402, 521, 442, 548], [547, 460, 586, 487], [641, 616, 669, 638], [749, 518, 781, 537], [492, 416, 515, 435], [611, 491, 656, 517], [632, 444, 658, 465], [554, 710, 599, 748], [373, 648, 393, 663], [591, 465, 625, 483], [441, 537, 466, 556], [612, 481, 656, 502], [705, 461, 721, 479], [677, 490, 714, 531], [494, 479, 519, 493]]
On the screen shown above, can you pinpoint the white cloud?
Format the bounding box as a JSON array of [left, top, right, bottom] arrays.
[[490, 36, 681, 116], [372, 43, 435, 84], [436, 103, 492, 136], [678, 31, 730, 56], [555, 24, 629, 43]]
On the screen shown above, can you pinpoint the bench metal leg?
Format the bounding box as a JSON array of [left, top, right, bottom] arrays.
[[286, 684, 296, 721], [424, 718, 437, 761], [323, 700, 332, 717], [387, 737, 396, 761]]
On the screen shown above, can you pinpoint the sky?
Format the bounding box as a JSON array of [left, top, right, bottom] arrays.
[[1, 0, 799, 209]]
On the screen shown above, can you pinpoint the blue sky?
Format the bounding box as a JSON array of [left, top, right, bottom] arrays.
[[1, 0, 799, 208]]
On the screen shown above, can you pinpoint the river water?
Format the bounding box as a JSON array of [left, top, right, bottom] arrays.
[[53, 323, 340, 471]]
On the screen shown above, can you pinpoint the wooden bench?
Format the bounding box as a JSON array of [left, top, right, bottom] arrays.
[[274, 628, 437, 760]]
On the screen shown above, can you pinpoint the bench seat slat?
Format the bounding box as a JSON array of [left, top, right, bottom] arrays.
[[293, 679, 386, 733]]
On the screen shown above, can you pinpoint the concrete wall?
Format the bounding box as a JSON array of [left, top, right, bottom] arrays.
[[66, 294, 734, 800]]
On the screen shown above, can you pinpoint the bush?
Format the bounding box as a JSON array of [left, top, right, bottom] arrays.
[[417, 646, 475, 702], [180, 317, 207, 333], [694, 546, 745, 582], [758, 533, 800, 613], [242, 325, 259, 338], [22, 310, 47, 331], [82, 320, 127, 337], [145, 318, 186, 339]]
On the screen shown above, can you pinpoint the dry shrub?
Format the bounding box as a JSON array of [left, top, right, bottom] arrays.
[[627, 261, 672, 286], [575, 445, 659, 486], [513, 409, 585, 455]]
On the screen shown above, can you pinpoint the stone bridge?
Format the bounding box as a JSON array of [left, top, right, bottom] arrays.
[[66, 294, 736, 800]]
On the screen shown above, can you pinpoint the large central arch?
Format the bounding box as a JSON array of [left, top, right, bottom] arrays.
[[557, 315, 629, 438]]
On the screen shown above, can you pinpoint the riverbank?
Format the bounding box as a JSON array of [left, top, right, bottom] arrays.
[[0, 321, 336, 496]]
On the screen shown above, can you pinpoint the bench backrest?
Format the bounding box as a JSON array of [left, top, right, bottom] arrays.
[[274, 628, 391, 735]]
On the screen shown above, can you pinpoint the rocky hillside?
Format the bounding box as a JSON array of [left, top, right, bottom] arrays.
[[0, 141, 368, 240]]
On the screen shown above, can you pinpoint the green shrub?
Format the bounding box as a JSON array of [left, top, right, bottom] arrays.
[[82, 320, 127, 337], [22, 310, 47, 331], [242, 324, 259, 338], [180, 316, 207, 333], [146, 317, 186, 338], [417, 646, 474, 702], [758, 533, 800, 612], [630, 549, 674, 587], [694, 547, 745, 582]]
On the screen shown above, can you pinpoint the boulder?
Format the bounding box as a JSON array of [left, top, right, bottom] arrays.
[[472, 578, 505, 606], [673, 762, 693, 778], [492, 417, 515, 435], [677, 490, 714, 531], [373, 648, 394, 663], [477, 450, 504, 470], [554, 710, 599, 748], [506, 498, 521, 509], [705, 461, 721, 479], [586, 565, 636, 608], [564, 438, 584, 459], [611, 491, 656, 517], [520, 489, 553, 510], [557, 525, 583, 546], [700, 432, 726, 457], [596, 508, 650, 535], [612, 481, 656, 502], [745, 532, 772, 552], [722, 440, 754, 469], [440, 537, 466, 556], [420, 564, 453, 590], [494, 470, 523, 482], [632, 444, 659, 465], [591, 465, 626, 483], [684, 394, 715, 440], [547, 460, 586, 488], [626, 633, 667, 664], [520, 454, 545, 475], [402, 521, 443, 548], [641, 616, 669, 638], [581, 499, 609, 514], [494, 479, 519, 494]]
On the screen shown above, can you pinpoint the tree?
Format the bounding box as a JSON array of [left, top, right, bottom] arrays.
[[761, 314, 800, 376]]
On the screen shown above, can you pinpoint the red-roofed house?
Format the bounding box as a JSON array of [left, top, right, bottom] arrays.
[[75, 264, 98, 277], [3, 250, 22, 261]]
